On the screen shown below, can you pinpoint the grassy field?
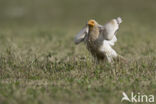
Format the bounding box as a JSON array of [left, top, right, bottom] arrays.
[[0, 0, 156, 104]]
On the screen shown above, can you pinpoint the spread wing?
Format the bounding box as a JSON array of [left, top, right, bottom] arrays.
[[74, 25, 88, 44], [100, 17, 122, 40]]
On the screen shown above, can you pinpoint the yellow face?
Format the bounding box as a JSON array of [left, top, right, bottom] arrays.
[[88, 20, 95, 27]]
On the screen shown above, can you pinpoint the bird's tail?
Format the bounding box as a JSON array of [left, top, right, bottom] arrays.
[[115, 54, 128, 63]]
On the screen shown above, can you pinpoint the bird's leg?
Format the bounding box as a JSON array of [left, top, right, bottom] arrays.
[[93, 57, 100, 64]]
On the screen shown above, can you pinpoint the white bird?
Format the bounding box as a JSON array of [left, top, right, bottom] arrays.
[[74, 17, 124, 63]]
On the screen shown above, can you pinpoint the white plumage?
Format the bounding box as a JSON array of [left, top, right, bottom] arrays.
[[74, 17, 123, 63]]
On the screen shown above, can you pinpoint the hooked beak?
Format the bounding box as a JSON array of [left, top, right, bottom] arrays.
[[88, 20, 95, 27]]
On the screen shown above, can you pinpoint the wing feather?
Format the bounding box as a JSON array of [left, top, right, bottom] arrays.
[[74, 26, 88, 44], [100, 17, 122, 40]]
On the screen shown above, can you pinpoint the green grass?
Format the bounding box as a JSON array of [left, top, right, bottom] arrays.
[[0, 0, 156, 104]]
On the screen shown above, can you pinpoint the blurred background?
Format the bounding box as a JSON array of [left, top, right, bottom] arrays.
[[0, 1, 156, 104], [0, 0, 156, 27]]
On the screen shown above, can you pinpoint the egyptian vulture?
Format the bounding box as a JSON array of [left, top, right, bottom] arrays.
[[74, 17, 124, 63]]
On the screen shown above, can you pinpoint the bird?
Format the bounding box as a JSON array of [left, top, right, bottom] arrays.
[[74, 17, 125, 63]]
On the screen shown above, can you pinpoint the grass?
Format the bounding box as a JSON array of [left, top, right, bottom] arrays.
[[0, 0, 156, 104]]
